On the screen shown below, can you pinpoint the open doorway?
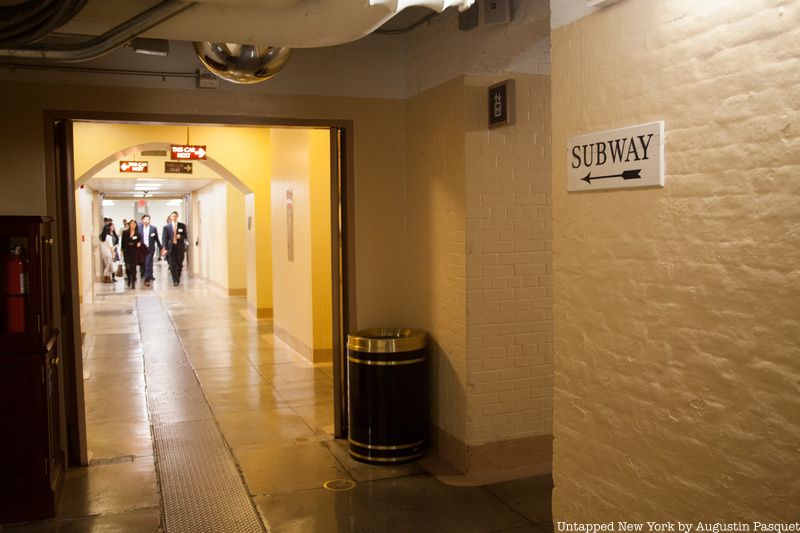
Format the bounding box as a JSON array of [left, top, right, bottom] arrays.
[[48, 114, 354, 468]]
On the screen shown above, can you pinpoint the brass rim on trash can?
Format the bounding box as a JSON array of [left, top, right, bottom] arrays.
[[347, 328, 426, 353]]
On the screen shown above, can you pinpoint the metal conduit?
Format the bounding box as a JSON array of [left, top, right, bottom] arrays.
[[0, 62, 198, 80], [0, 0, 195, 62], [0, 0, 89, 48]]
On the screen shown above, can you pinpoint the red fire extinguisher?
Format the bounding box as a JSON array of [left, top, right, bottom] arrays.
[[4, 244, 29, 333]]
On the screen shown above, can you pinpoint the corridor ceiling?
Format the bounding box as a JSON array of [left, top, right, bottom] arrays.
[[86, 177, 216, 196]]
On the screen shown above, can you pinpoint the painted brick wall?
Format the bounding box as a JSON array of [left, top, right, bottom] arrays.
[[403, 72, 554, 471], [404, 77, 469, 444], [464, 74, 553, 446], [400, 0, 554, 470], [551, 0, 800, 520]]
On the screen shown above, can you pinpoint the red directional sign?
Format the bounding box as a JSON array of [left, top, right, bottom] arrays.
[[119, 161, 149, 173], [170, 145, 207, 160]]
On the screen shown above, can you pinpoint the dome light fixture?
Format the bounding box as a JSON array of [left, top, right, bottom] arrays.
[[193, 42, 292, 85]]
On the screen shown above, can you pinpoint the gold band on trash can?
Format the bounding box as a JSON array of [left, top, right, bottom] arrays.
[[348, 438, 426, 451], [347, 355, 425, 366], [347, 329, 426, 353], [348, 449, 427, 463]]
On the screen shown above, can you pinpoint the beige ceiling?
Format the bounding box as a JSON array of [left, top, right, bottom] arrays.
[[87, 176, 216, 196]]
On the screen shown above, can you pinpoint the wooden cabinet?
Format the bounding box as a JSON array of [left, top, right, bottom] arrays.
[[0, 216, 64, 523]]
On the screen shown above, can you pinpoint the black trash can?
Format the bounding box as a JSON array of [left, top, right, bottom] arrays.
[[347, 328, 428, 465]]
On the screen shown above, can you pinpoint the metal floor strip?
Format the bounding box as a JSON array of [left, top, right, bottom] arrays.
[[137, 296, 265, 533]]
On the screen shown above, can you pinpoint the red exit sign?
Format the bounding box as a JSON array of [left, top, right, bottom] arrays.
[[171, 145, 207, 160], [119, 161, 148, 173]]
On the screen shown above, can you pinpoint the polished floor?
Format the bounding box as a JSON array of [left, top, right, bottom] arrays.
[[3, 262, 552, 532]]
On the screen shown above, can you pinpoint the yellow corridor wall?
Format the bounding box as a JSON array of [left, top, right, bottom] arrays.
[[270, 128, 314, 357], [309, 129, 333, 357], [71, 122, 271, 311]]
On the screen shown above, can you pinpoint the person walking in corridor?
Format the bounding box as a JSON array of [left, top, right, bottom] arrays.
[[138, 214, 161, 287], [99, 222, 116, 283], [121, 219, 143, 289], [162, 211, 188, 286]]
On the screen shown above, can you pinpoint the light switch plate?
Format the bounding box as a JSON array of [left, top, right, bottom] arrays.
[[196, 70, 219, 89]]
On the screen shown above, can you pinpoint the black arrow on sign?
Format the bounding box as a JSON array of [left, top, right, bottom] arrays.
[[581, 169, 642, 184]]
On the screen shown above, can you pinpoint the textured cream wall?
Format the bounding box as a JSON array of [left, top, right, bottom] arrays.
[[464, 74, 553, 446], [0, 81, 407, 329], [551, 0, 800, 520], [404, 73, 555, 462], [549, 0, 600, 30], [404, 77, 468, 443]]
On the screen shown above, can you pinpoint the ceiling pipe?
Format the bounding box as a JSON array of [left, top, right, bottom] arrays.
[[0, 0, 194, 62], [0, 0, 89, 48]]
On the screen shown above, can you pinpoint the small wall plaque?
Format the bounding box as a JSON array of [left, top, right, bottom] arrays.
[[286, 190, 294, 262], [488, 79, 515, 129]]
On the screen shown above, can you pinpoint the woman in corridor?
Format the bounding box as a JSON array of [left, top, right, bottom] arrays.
[[120, 219, 143, 289], [99, 222, 117, 283]]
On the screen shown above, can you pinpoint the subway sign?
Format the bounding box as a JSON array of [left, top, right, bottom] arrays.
[[170, 145, 207, 160], [567, 121, 665, 191], [119, 161, 148, 173]]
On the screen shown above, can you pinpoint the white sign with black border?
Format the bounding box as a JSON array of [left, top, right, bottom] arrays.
[[567, 121, 665, 192]]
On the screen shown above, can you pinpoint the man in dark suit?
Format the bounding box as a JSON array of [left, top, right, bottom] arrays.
[[162, 211, 188, 286], [138, 214, 161, 287]]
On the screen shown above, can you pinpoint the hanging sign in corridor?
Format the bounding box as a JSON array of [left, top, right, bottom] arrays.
[[567, 121, 664, 191], [119, 161, 148, 173], [170, 145, 207, 160], [165, 161, 193, 174]]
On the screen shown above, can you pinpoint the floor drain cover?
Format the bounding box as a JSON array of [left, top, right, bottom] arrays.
[[323, 479, 356, 492]]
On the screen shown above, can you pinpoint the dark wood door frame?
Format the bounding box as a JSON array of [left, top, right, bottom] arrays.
[[44, 110, 357, 465], [46, 119, 87, 467]]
